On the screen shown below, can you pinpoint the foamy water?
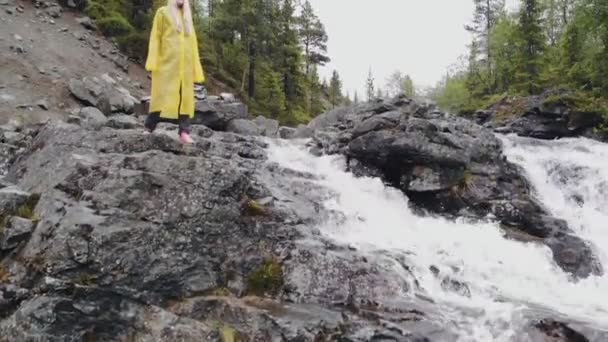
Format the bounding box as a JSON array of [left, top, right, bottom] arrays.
[[266, 137, 608, 341]]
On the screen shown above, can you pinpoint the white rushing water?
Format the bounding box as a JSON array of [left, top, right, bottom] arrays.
[[266, 137, 608, 341]]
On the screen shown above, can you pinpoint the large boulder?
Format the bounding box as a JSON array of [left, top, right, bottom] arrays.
[[254, 115, 279, 137], [193, 99, 248, 131], [68, 75, 138, 114], [226, 119, 261, 136]]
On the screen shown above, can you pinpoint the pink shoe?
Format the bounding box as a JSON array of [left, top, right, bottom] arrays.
[[179, 132, 193, 144]]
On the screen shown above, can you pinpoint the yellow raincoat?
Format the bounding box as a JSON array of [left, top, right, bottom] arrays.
[[145, 6, 204, 119]]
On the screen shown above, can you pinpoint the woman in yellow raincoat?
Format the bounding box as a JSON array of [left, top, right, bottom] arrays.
[[144, 0, 204, 144]]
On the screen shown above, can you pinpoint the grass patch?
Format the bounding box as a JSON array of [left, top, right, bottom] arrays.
[[15, 194, 41, 222], [246, 258, 283, 296], [211, 287, 231, 297], [220, 326, 235, 342], [489, 95, 528, 123], [0, 265, 9, 283], [242, 199, 266, 217]]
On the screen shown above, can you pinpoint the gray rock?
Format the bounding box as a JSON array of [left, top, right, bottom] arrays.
[[0, 186, 30, 216], [69, 77, 135, 114], [10, 44, 26, 53], [36, 99, 49, 110], [293, 124, 313, 139], [219, 92, 235, 102], [106, 114, 138, 130], [254, 116, 279, 137], [46, 4, 61, 18], [226, 119, 261, 136], [79, 107, 108, 128], [2, 131, 24, 146], [193, 100, 248, 131], [76, 16, 96, 30], [0, 216, 34, 250], [278, 126, 296, 139], [0, 0, 11, 6]]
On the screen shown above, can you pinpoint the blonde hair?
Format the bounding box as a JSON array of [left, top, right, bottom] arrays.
[[168, 0, 192, 36]]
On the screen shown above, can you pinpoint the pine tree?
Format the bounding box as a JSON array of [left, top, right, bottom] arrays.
[[353, 91, 359, 105], [256, 69, 287, 120], [344, 91, 353, 106], [465, 0, 506, 94], [365, 68, 375, 101], [515, 0, 545, 94], [297, 0, 330, 76], [401, 75, 415, 98], [328, 70, 343, 108]]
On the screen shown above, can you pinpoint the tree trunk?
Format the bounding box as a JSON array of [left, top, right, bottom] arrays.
[[248, 41, 256, 98]]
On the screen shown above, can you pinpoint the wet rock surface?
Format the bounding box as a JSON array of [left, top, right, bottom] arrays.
[[298, 94, 602, 279], [0, 119, 472, 341]]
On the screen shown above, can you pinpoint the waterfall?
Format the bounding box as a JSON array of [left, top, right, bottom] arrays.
[[266, 136, 608, 341]]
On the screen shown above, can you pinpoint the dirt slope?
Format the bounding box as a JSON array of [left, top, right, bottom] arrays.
[[0, 0, 150, 124]]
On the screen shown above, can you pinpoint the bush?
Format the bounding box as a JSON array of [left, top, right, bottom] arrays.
[[246, 258, 283, 296], [97, 15, 133, 37], [85, 1, 109, 20], [117, 31, 149, 61]]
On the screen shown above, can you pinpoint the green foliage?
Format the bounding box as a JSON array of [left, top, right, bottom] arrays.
[[328, 70, 342, 108], [97, 16, 134, 36], [434, 0, 608, 115], [0, 265, 9, 284], [243, 199, 267, 217], [117, 32, 148, 60], [220, 326, 235, 342], [246, 258, 283, 296], [16, 194, 41, 222]]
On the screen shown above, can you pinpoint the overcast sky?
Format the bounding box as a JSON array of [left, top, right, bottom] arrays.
[[309, 0, 517, 98]]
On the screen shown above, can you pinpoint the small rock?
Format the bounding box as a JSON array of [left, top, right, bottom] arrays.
[[226, 119, 261, 136], [36, 99, 49, 110], [16, 5, 22, 12], [0, 186, 31, 215], [79, 107, 108, 128], [60, 27, 68, 32], [67, 0, 76, 7], [3, 131, 24, 145], [13, 34, 22, 41], [0, 217, 34, 251], [10, 44, 26, 53], [5, 7, 13, 14], [106, 115, 138, 130], [0, 0, 11, 6], [76, 16, 96, 30], [219, 93, 236, 102], [278, 126, 296, 139]]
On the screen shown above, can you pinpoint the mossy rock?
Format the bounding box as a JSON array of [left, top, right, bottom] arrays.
[[246, 258, 283, 296]]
